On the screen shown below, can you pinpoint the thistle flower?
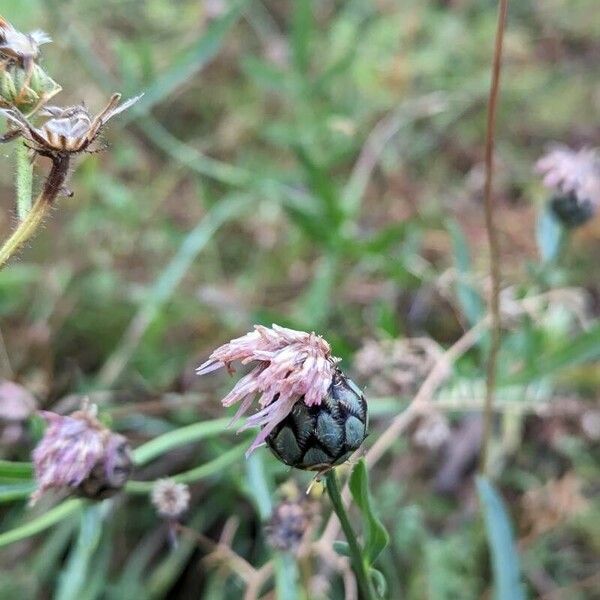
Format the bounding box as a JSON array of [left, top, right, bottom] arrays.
[[0, 92, 142, 155], [31, 402, 132, 504], [197, 324, 368, 469], [536, 145, 600, 227], [151, 478, 191, 519]]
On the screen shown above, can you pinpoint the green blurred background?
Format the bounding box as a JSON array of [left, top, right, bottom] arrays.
[[0, 1, 599, 598]]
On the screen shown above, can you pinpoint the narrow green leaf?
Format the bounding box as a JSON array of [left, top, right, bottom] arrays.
[[536, 206, 564, 264], [131, 417, 232, 465], [0, 459, 34, 479], [126, 442, 246, 493], [349, 458, 390, 564], [333, 540, 351, 557], [0, 498, 84, 548], [56, 504, 106, 600], [369, 567, 388, 598], [122, 0, 251, 119], [506, 322, 600, 384], [476, 476, 525, 600], [0, 481, 35, 503]]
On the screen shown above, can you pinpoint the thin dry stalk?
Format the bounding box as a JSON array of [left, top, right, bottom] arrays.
[[480, 0, 509, 474]]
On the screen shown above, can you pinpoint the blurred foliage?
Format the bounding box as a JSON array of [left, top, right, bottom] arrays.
[[0, 0, 599, 598]]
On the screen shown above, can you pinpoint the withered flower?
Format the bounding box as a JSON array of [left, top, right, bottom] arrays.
[[197, 324, 368, 470], [1, 92, 142, 155], [151, 479, 191, 519], [536, 145, 600, 227], [0, 17, 50, 68], [31, 402, 132, 504], [0, 17, 59, 114], [266, 499, 314, 553]]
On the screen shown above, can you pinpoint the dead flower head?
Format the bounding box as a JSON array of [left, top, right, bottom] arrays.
[[266, 499, 314, 553], [151, 478, 191, 519], [536, 145, 600, 227], [31, 402, 132, 504], [198, 325, 368, 469], [0, 92, 142, 155], [0, 16, 51, 68]]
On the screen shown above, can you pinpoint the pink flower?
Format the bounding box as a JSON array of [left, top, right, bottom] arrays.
[[536, 145, 600, 207], [197, 324, 339, 454], [31, 403, 131, 504]]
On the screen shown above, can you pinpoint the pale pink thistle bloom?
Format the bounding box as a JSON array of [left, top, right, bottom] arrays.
[[197, 324, 339, 455], [31, 403, 131, 504], [536, 145, 600, 207]]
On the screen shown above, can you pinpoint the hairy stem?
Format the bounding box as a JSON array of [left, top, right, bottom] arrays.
[[325, 469, 376, 600], [480, 0, 509, 474], [16, 142, 33, 221], [0, 153, 70, 270]]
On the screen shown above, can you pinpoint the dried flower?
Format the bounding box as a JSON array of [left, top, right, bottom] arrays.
[[197, 324, 368, 469], [0, 379, 36, 446], [412, 412, 451, 450], [31, 402, 132, 504], [0, 17, 59, 114], [536, 145, 600, 227], [151, 478, 191, 519], [0, 92, 142, 155], [266, 499, 314, 552], [0, 17, 50, 68]]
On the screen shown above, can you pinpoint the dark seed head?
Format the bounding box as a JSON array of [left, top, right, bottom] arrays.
[[266, 370, 368, 470], [266, 500, 313, 552]]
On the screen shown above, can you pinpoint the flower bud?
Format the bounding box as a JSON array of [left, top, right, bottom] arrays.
[[31, 403, 132, 504], [0, 62, 60, 113], [266, 370, 368, 470]]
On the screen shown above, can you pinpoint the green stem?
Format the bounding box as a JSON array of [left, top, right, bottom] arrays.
[[325, 469, 376, 600], [16, 142, 33, 221], [0, 153, 70, 270]]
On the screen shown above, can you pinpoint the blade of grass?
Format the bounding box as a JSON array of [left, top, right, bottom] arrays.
[[0, 498, 84, 548], [131, 417, 232, 466], [126, 441, 246, 493], [0, 459, 34, 479]]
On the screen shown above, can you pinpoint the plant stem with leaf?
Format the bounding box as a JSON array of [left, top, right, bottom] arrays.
[[325, 469, 377, 600], [0, 153, 70, 269]]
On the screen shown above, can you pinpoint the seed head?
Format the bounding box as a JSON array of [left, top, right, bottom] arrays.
[[31, 402, 132, 504], [197, 324, 339, 454], [0, 92, 142, 155], [151, 478, 190, 519]]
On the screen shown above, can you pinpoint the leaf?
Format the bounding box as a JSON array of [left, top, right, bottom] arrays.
[[0, 459, 34, 480], [131, 417, 232, 465], [476, 477, 525, 600], [447, 219, 485, 326], [122, 0, 251, 119], [536, 206, 564, 264], [349, 458, 390, 564], [506, 321, 600, 384], [0, 481, 35, 503], [0, 498, 84, 548], [369, 567, 388, 598], [333, 540, 351, 557]]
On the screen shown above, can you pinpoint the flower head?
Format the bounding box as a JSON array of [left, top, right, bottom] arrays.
[[151, 478, 191, 519], [31, 402, 132, 504], [197, 325, 339, 454], [0, 17, 50, 68], [266, 499, 314, 552], [0, 92, 142, 155], [536, 145, 600, 227]]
